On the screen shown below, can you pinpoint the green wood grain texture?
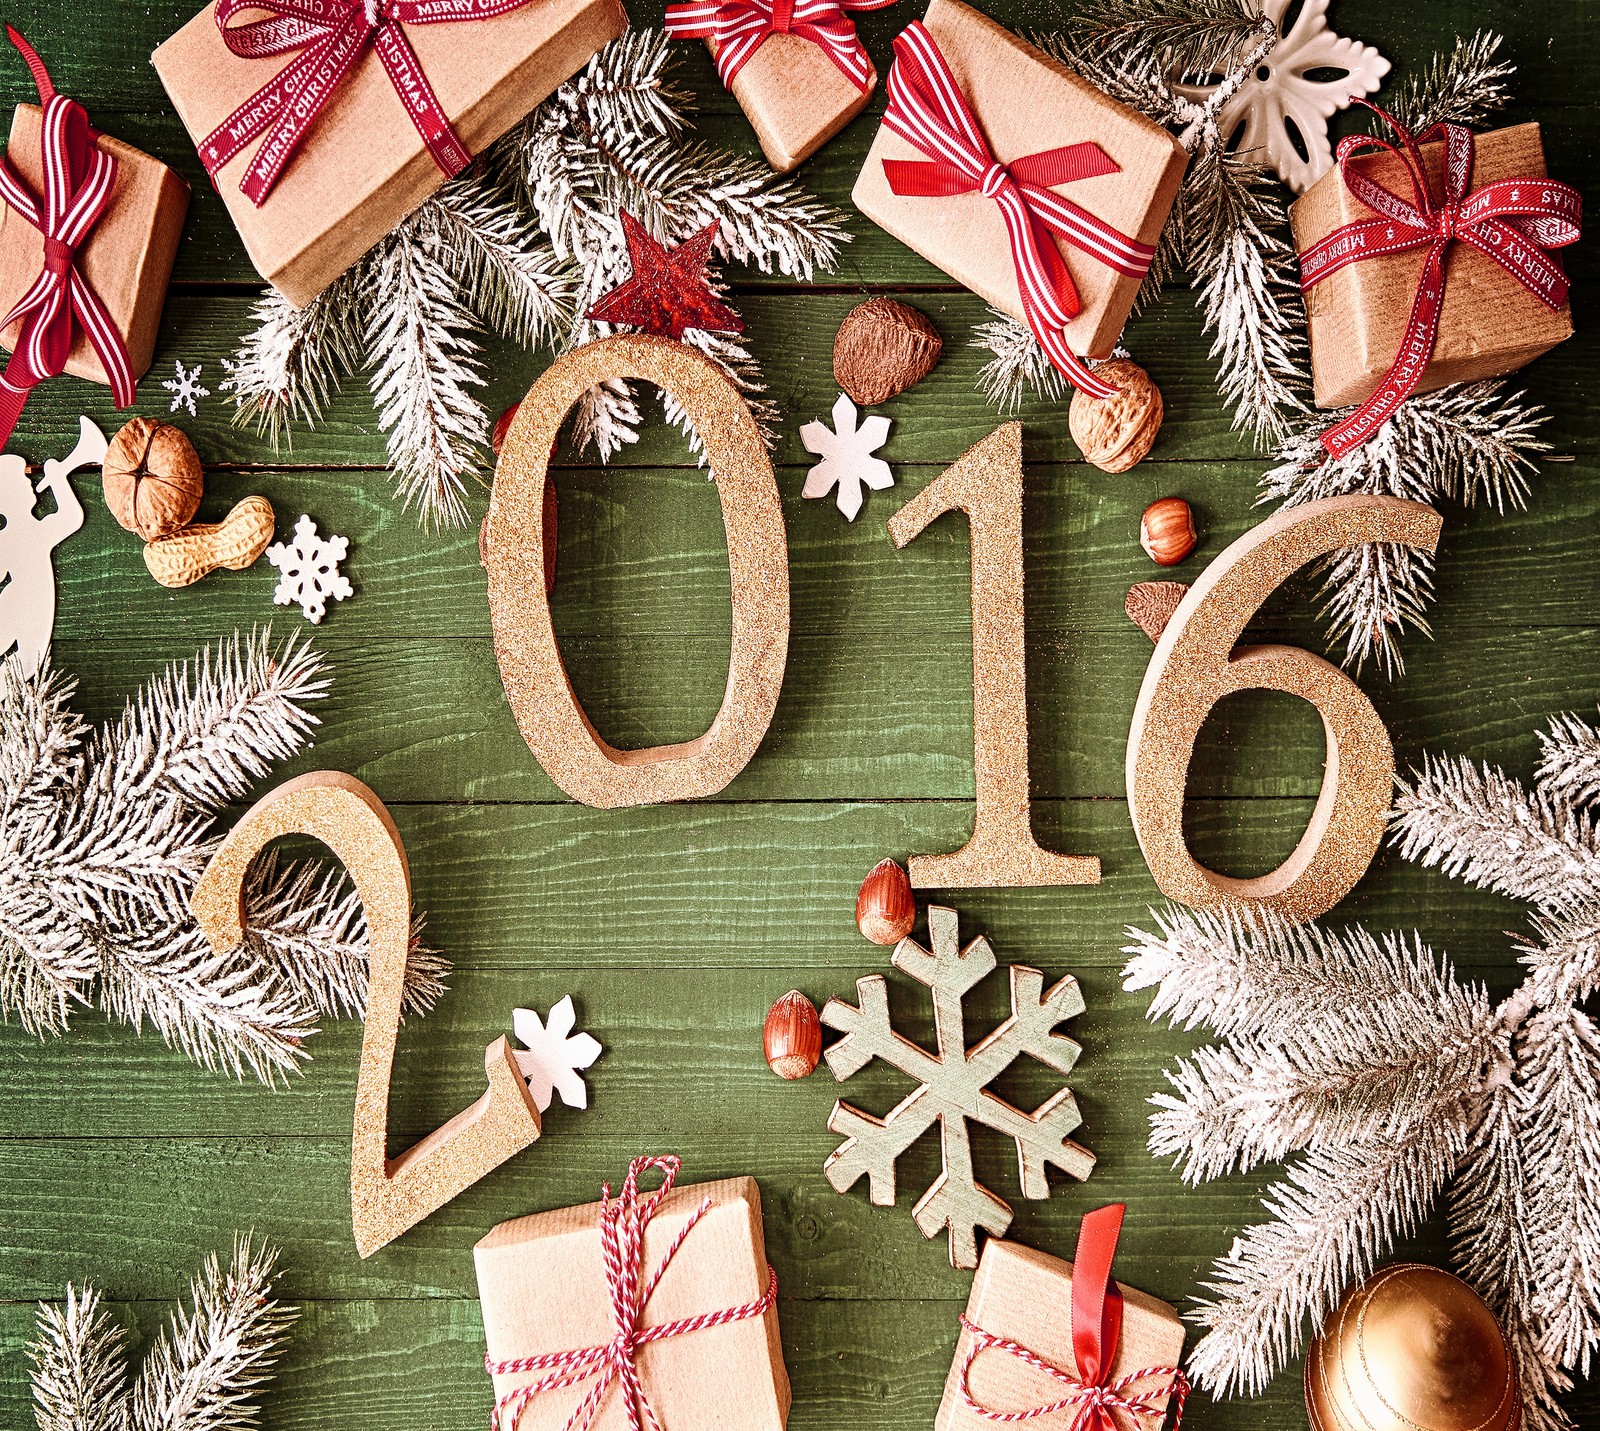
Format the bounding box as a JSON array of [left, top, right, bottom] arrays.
[[2, 0, 1598, 1428]]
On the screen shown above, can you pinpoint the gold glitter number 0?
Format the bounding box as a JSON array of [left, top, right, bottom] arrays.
[[889, 423, 1101, 889], [486, 334, 790, 808], [192, 772, 542, 1258], [1126, 495, 1442, 924]]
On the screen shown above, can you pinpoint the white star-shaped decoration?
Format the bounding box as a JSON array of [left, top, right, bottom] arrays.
[[161, 361, 211, 416], [1172, 0, 1389, 193], [800, 393, 893, 522], [511, 996, 602, 1112]]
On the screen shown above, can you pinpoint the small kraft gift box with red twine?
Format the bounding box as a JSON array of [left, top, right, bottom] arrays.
[[852, 0, 1186, 402], [475, 1155, 790, 1431], [0, 27, 188, 447], [936, 1204, 1189, 1431], [152, 0, 629, 308], [1291, 102, 1581, 459], [664, 0, 896, 173]]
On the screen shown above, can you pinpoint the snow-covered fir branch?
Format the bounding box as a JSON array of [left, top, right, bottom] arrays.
[[1069, 0, 1271, 83], [28, 1238, 295, 1431], [1540, 710, 1600, 812], [1386, 30, 1514, 133]]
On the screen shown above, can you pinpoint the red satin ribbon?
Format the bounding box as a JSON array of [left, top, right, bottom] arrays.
[[197, 0, 534, 208], [0, 27, 135, 448], [880, 22, 1155, 400], [957, 1205, 1189, 1430], [664, 0, 896, 93], [1300, 100, 1581, 459], [485, 1156, 779, 1431]]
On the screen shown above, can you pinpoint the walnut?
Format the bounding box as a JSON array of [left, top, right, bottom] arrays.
[[102, 416, 204, 540], [833, 298, 942, 407], [1068, 359, 1164, 472]]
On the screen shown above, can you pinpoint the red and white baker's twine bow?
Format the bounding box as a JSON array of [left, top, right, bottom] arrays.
[[664, 0, 896, 93], [485, 1155, 778, 1431], [1300, 100, 1581, 459], [199, 0, 534, 207], [956, 1317, 1189, 1430], [880, 21, 1154, 400], [0, 26, 135, 447]]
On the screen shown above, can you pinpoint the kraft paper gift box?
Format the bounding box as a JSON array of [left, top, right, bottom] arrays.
[[935, 1237, 1186, 1431], [153, 0, 629, 308], [1290, 122, 1575, 410], [475, 1171, 790, 1431], [852, 0, 1187, 361], [0, 106, 188, 386], [711, 32, 876, 174]]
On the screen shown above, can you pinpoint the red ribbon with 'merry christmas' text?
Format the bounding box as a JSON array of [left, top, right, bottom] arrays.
[[957, 1204, 1189, 1431], [198, 0, 535, 208], [485, 1155, 778, 1431], [664, 0, 896, 94], [1300, 101, 1581, 460], [879, 22, 1155, 401], [0, 26, 136, 448]]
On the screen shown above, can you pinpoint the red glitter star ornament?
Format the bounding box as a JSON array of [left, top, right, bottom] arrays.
[[585, 211, 744, 340]]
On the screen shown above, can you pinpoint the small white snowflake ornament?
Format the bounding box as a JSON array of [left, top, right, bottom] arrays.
[[512, 996, 602, 1111], [161, 361, 211, 416], [800, 393, 893, 522], [266, 515, 351, 624], [1174, 0, 1389, 193]]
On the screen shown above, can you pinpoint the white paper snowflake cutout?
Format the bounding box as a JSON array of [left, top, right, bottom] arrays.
[[266, 515, 351, 624], [512, 996, 602, 1111], [800, 393, 893, 522], [1173, 0, 1389, 193], [161, 361, 211, 416]]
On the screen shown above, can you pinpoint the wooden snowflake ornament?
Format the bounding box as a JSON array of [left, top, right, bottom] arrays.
[[801, 393, 893, 521], [512, 996, 602, 1111], [1173, 0, 1389, 193], [822, 905, 1095, 1269]]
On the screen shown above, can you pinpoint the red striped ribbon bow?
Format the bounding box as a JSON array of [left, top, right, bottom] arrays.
[[0, 26, 135, 448], [486, 1155, 779, 1431], [664, 0, 896, 93], [881, 22, 1154, 400], [1301, 101, 1581, 459], [198, 0, 534, 208], [956, 1205, 1188, 1431]]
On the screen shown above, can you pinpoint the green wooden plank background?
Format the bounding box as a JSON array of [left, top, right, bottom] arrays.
[[1, 1, 1596, 1428]]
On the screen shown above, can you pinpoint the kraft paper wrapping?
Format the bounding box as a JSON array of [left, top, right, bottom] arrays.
[[852, 0, 1187, 360], [713, 31, 875, 173], [935, 1239, 1186, 1431], [1290, 121, 1574, 410], [475, 1175, 791, 1431], [0, 105, 189, 386], [152, 0, 629, 307]]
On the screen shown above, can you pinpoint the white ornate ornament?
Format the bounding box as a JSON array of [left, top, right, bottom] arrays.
[[511, 996, 602, 1111], [266, 514, 351, 624], [1173, 0, 1389, 194], [800, 393, 894, 522]]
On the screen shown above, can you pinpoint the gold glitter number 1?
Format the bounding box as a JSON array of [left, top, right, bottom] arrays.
[[1126, 495, 1442, 924], [889, 423, 1101, 890], [192, 772, 542, 1258]]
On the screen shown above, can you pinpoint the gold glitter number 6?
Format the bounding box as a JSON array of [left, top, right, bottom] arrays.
[[486, 334, 790, 808], [1126, 495, 1442, 924], [889, 423, 1101, 889], [192, 772, 542, 1258]]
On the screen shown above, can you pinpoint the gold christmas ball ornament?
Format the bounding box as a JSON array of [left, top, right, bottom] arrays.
[[1306, 1264, 1521, 1431]]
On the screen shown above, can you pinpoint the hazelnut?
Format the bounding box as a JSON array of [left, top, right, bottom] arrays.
[[102, 416, 204, 540], [1140, 497, 1197, 567], [1069, 359, 1163, 473], [764, 990, 821, 1080], [856, 858, 915, 945], [833, 298, 942, 407]]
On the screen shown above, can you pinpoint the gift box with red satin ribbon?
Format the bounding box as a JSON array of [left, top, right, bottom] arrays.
[[152, 0, 628, 308], [936, 1209, 1188, 1431], [666, 0, 893, 173], [1291, 121, 1577, 416], [475, 1157, 790, 1431], [851, 0, 1185, 389]]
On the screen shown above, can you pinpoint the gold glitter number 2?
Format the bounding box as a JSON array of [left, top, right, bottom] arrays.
[[889, 423, 1101, 889], [192, 772, 542, 1258], [1126, 495, 1442, 924], [486, 334, 790, 808]]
